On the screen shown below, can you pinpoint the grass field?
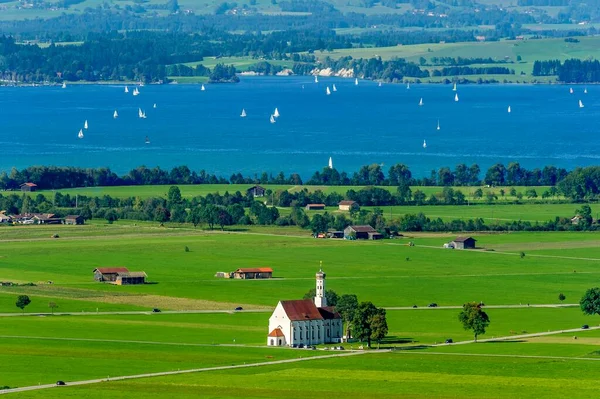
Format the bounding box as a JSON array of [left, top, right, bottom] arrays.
[[2, 215, 600, 396]]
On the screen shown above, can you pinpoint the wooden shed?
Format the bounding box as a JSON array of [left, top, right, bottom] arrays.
[[115, 272, 147, 285], [64, 215, 85, 225], [247, 185, 266, 197], [338, 200, 359, 211], [233, 267, 273, 279], [20, 182, 37, 192], [305, 204, 326, 211], [344, 225, 378, 240], [451, 236, 477, 250], [93, 267, 130, 282]]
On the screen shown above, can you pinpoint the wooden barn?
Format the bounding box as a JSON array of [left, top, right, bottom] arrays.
[[247, 185, 266, 197], [115, 272, 147, 285], [338, 200, 359, 211], [93, 267, 130, 282], [344, 225, 383, 240], [305, 204, 326, 211], [232, 267, 273, 279], [64, 215, 85, 225], [451, 236, 477, 250], [20, 182, 37, 192]]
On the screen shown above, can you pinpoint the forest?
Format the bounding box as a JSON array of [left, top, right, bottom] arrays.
[[533, 59, 600, 83]]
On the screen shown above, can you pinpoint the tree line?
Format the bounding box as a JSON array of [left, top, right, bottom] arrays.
[[532, 58, 600, 83]]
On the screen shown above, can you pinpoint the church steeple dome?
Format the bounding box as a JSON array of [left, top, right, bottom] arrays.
[[314, 261, 327, 308]]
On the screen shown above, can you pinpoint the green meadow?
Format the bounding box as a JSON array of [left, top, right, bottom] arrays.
[[2, 222, 600, 396]]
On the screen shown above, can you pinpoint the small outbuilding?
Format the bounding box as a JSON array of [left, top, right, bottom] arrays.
[[451, 236, 477, 250], [344, 225, 379, 240], [247, 185, 266, 197], [0, 214, 11, 224], [233, 267, 273, 279], [93, 267, 130, 282], [64, 215, 85, 225], [115, 272, 147, 285], [20, 183, 37, 192], [305, 204, 326, 211], [338, 200, 359, 211]]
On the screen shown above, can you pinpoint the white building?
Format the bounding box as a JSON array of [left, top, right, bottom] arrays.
[[267, 269, 343, 347]]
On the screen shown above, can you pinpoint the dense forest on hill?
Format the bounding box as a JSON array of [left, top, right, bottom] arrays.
[[532, 59, 600, 83]]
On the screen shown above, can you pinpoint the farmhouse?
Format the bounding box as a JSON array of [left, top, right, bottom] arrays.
[[267, 269, 343, 347], [0, 213, 11, 223], [64, 215, 84, 225], [115, 272, 147, 285], [451, 236, 477, 250], [344, 225, 383, 240], [305, 204, 326, 211], [338, 200, 359, 211], [33, 214, 63, 224], [247, 185, 266, 197], [20, 182, 37, 192], [93, 267, 130, 282], [233, 267, 273, 279]]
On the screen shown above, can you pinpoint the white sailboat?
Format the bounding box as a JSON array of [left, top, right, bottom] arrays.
[[201, 84, 206, 91], [240, 109, 247, 117], [332, 84, 337, 92], [584, 88, 588, 94], [138, 108, 147, 118], [436, 120, 440, 130], [507, 105, 511, 113], [314, 76, 319, 83], [423, 140, 427, 149], [453, 82, 457, 91], [61, 82, 66, 89], [326, 86, 331, 95], [419, 98, 424, 106], [273, 108, 280, 118], [579, 99, 584, 108], [78, 129, 84, 139], [145, 136, 150, 144], [355, 78, 359, 86], [569, 87, 574, 94], [406, 82, 410, 89], [124, 86, 129, 93], [84, 120, 88, 129], [454, 93, 459, 102], [132, 87, 139, 96], [113, 110, 118, 119], [270, 115, 276, 124], [328, 157, 333, 169], [378, 82, 382, 87], [153, 103, 157, 109]]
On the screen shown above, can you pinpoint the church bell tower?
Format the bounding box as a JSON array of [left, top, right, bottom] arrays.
[[314, 262, 326, 308]]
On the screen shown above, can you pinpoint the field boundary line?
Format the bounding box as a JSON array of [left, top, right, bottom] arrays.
[[398, 351, 600, 362], [0, 349, 376, 395]]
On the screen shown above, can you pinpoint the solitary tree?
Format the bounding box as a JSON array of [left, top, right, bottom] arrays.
[[352, 302, 387, 348], [16, 295, 31, 314], [105, 209, 118, 224], [558, 293, 566, 303], [48, 301, 58, 314], [458, 302, 490, 342], [336, 294, 359, 338], [580, 287, 600, 317], [370, 311, 389, 349]]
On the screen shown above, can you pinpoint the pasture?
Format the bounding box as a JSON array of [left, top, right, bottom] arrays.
[[2, 222, 600, 396]]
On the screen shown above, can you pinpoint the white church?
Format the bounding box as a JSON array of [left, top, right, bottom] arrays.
[[267, 269, 343, 347]]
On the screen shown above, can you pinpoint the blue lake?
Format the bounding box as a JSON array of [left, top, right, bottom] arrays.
[[1, 76, 597, 179]]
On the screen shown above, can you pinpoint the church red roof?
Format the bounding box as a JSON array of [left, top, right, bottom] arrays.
[[268, 328, 285, 337], [281, 299, 324, 321], [318, 306, 342, 320]]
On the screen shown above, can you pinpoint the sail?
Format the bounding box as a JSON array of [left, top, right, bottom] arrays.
[[273, 108, 280, 118], [508, 106, 511, 113], [328, 157, 333, 169], [423, 140, 427, 149], [579, 100, 584, 108], [153, 103, 157, 109], [201, 84, 205, 91], [270, 115, 276, 124], [326, 87, 331, 95], [61, 82, 66, 89], [570, 87, 574, 94], [453, 83, 457, 91], [584, 88, 588, 94], [138, 108, 143, 118], [454, 93, 459, 102], [332, 84, 337, 92], [378, 82, 382, 87], [84, 120, 88, 129], [437, 120, 440, 130], [315, 76, 318, 83], [133, 87, 139, 96], [407, 83, 410, 89], [355, 78, 358, 85], [241, 109, 247, 117], [419, 98, 423, 106], [125, 86, 129, 93], [78, 129, 84, 139], [113, 110, 118, 119]]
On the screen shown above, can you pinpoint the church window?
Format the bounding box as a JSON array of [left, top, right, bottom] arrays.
[[327, 330, 330, 337], [270, 339, 274, 345], [312, 330, 315, 339], [318, 329, 321, 339]]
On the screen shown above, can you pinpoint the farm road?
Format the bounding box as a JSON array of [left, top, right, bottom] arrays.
[[0, 349, 376, 395], [0, 303, 579, 317]]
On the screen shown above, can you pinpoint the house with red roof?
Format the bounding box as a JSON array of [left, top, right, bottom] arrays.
[[267, 269, 343, 347], [232, 267, 273, 279]]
